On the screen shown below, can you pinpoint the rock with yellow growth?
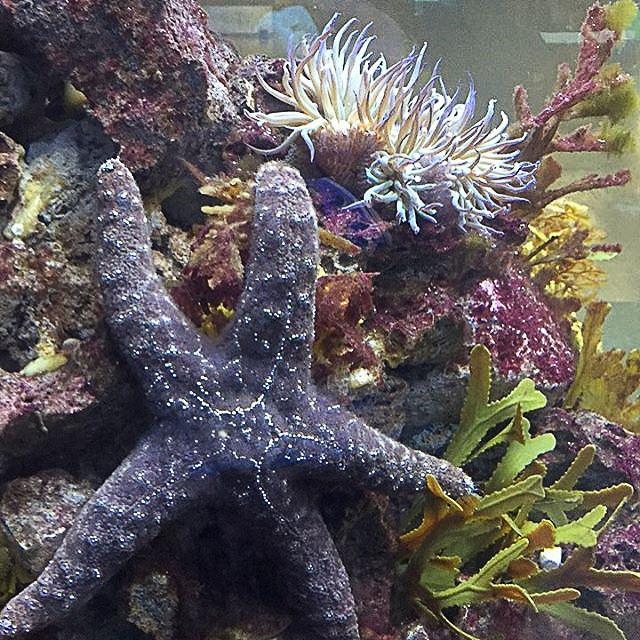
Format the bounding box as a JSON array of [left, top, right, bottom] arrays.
[[520, 197, 621, 309]]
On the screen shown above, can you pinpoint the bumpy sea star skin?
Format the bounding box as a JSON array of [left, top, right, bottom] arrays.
[[0, 159, 472, 639]]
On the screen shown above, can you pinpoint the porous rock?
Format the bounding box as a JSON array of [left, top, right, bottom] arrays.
[[0, 0, 242, 180], [0, 469, 94, 575], [0, 52, 33, 128]]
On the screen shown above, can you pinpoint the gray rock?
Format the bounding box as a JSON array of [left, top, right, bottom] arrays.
[[126, 570, 179, 640], [0, 52, 33, 127], [0, 132, 23, 210], [0, 469, 94, 574]]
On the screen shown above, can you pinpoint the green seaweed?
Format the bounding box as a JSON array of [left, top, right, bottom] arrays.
[[538, 602, 627, 640], [0, 545, 15, 605], [484, 405, 556, 494], [400, 344, 638, 640], [564, 302, 640, 432], [573, 71, 639, 124], [600, 120, 636, 154], [605, 0, 639, 36], [0, 525, 29, 607], [444, 345, 547, 466]]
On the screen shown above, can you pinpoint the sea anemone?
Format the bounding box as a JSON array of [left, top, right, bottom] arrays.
[[248, 14, 537, 234], [360, 89, 538, 233], [247, 14, 427, 163]]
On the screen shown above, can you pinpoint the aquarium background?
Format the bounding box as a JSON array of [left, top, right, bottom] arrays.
[[203, 0, 640, 350]]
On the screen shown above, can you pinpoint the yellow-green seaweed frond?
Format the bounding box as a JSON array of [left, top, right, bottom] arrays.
[[564, 302, 640, 432], [573, 68, 639, 124], [520, 198, 620, 309]]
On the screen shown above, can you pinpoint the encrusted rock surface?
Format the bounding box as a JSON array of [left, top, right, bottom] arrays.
[[0, 122, 145, 479], [0, 133, 22, 209], [0, 52, 33, 128], [126, 570, 179, 640], [536, 408, 640, 489], [0, 0, 242, 179], [0, 469, 94, 575]]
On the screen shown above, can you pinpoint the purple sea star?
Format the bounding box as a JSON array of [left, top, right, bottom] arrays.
[[0, 160, 472, 639]]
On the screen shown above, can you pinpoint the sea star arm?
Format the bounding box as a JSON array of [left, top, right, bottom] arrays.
[[286, 399, 474, 498], [222, 162, 319, 403], [257, 473, 360, 640], [332, 413, 474, 497], [96, 160, 224, 413], [0, 421, 221, 637]]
